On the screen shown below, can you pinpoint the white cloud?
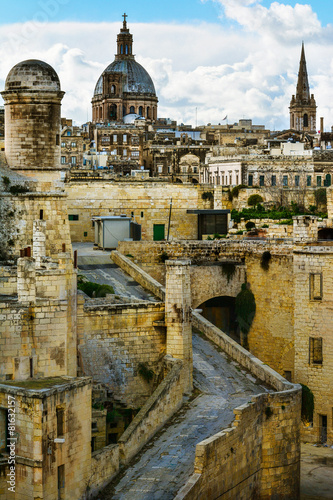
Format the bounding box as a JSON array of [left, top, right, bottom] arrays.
[[0, 3, 333, 131]]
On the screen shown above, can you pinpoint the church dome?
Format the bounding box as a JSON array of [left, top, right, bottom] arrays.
[[5, 59, 61, 92], [94, 59, 156, 97]]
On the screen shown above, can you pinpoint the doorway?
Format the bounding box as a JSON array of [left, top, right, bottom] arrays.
[[153, 224, 165, 241], [319, 415, 327, 444]]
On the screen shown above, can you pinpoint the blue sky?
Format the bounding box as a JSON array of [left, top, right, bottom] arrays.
[[1, 0, 332, 25], [1, 0, 333, 130]]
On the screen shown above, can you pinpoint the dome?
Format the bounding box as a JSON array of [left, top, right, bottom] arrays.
[[5, 59, 61, 92], [94, 59, 156, 96]]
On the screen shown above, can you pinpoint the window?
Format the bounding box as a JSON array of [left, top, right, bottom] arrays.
[[91, 422, 97, 431], [309, 273, 322, 300], [248, 174, 253, 186], [309, 337, 323, 365], [61, 156, 66, 164], [56, 408, 65, 437], [68, 215, 79, 221], [324, 174, 331, 187], [284, 370, 292, 382], [123, 134, 127, 143], [113, 134, 117, 143], [303, 113, 309, 128], [317, 176, 322, 187], [271, 175, 276, 186], [67, 131, 71, 136], [111, 85, 116, 94], [58, 465, 65, 500], [259, 175, 265, 186], [158, 165, 163, 173], [131, 151, 140, 158], [123, 149, 127, 157], [307, 175, 312, 187], [71, 142, 76, 148], [39, 209, 43, 220], [61, 142, 66, 147], [283, 175, 288, 187], [141, 211, 144, 218], [130, 106, 135, 114], [295, 175, 300, 187], [71, 156, 76, 165], [56, 134, 60, 146], [193, 167, 198, 173]]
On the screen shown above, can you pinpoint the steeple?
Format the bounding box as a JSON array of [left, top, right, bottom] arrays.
[[296, 42, 310, 102], [116, 13, 134, 60], [289, 43, 316, 133]]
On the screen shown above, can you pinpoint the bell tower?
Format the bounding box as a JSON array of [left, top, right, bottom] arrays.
[[289, 43, 317, 133]]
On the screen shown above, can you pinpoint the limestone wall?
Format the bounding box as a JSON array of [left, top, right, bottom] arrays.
[[118, 356, 184, 465], [0, 378, 91, 500], [293, 246, 333, 444], [89, 444, 119, 496], [65, 181, 199, 242], [77, 298, 166, 407], [176, 313, 301, 500]]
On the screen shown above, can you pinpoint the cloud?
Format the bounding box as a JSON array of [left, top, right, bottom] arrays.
[[0, 4, 333, 131]]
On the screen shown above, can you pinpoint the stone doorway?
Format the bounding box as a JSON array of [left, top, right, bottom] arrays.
[[199, 296, 238, 343]]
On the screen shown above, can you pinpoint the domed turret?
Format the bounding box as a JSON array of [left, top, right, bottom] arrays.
[[1, 59, 64, 174], [92, 14, 158, 123]]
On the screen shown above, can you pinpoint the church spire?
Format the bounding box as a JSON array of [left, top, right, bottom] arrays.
[[296, 42, 310, 102]]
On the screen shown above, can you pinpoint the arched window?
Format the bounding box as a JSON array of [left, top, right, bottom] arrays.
[[146, 106, 150, 119], [139, 106, 143, 116], [123, 105, 126, 117], [125, 44, 128, 54], [303, 113, 309, 128], [130, 106, 135, 114], [121, 45, 123, 54], [111, 85, 116, 94], [110, 104, 117, 120], [325, 173, 331, 187]]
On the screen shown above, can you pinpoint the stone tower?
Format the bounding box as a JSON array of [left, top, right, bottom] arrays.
[[1, 59, 65, 179], [92, 14, 158, 123], [289, 43, 317, 133]]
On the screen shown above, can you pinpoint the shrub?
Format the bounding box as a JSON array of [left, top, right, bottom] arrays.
[[315, 188, 327, 207], [160, 251, 169, 263], [77, 280, 114, 297], [235, 283, 256, 336], [248, 194, 263, 207], [202, 191, 213, 200], [229, 184, 247, 201], [245, 221, 256, 230], [221, 262, 236, 283], [300, 383, 314, 424]]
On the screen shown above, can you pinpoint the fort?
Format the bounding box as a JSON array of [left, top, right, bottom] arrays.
[[0, 22, 332, 500]]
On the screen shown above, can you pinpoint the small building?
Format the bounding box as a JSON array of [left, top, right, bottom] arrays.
[[93, 215, 141, 249]]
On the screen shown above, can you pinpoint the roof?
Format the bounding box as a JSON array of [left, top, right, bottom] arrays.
[[4, 59, 61, 92], [94, 59, 156, 96]]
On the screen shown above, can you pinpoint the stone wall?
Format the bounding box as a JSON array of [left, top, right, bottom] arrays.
[[77, 297, 166, 407], [0, 377, 91, 500], [293, 246, 333, 444], [65, 181, 200, 242], [118, 356, 184, 464], [0, 255, 77, 381], [176, 312, 301, 500]]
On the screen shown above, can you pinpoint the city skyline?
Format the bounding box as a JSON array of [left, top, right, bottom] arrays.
[[1, 0, 333, 129]]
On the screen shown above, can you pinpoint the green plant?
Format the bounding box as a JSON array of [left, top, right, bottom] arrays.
[[261, 224, 269, 228], [260, 251, 271, 271], [236, 230, 244, 235], [138, 362, 154, 383], [221, 262, 236, 283], [126, 254, 134, 258], [300, 383, 314, 424], [202, 191, 213, 201], [235, 283, 256, 337], [77, 280, 114, 297], [248, 194, 263, 207], [229, 184, 247, 201], [245, 221, 256, 230], [277, 219, 293, 225], [160, 251, 169, 263], [9, 184, 28, 195], [2, 176, 10, 188], [314, 188, 327, 207], [265, 406, 273, 419]]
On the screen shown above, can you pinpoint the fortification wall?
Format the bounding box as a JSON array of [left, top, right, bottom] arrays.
[[176, 313, 301, 500], [65, 181, 199, 242], [77, 296, 166, 407]]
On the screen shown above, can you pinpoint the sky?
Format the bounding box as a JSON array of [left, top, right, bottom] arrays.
[[1, 0, 333, 131]]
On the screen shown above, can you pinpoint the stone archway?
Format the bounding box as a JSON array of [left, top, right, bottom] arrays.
[[198, 295, 239, 343]]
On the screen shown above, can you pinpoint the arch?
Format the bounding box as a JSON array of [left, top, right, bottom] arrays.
[[303, 113, 308, 128], [125, 44, 129, 55], [175, 178, 183, 184], [192, 178, 199, 184], [121, 44, 124, 54], [318, 228, 333, 240], [138, 106, 143, 116], [111, 85, 116, 94], [199, 296, 239, 343], [130, 105, 135, 114], [123, 105, 126, 117], [146, 106, 151, 119]]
